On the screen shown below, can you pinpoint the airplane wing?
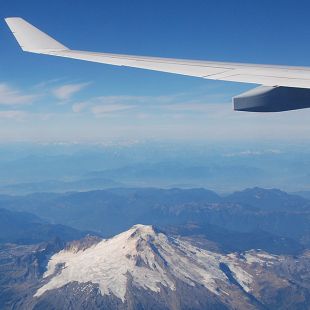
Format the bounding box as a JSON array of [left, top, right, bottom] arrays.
[[5, 17, 310, 112]]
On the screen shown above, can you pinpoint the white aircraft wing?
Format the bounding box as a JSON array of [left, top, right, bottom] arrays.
[[5, 17, 310, 112]]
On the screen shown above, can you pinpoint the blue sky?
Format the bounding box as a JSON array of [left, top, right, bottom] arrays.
[[1, 0, 310, 142]]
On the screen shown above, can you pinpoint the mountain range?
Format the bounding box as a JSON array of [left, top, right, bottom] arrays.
[[2, 142, 310, 192], [0, 187, 309, 254]]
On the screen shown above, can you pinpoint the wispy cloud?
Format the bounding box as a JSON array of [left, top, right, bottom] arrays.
[[0, 110, 56, 122], [165, 102, 226, 113], [52, 82, 90, 100], [72, 95, 140, 115], [72, 102, 89, 113], [0, 110, 28, 120], [71, 91, 232, 118], [0, 84, 38, 105], [33, 78, 66, 90], [91, 104, 136, 116], [93, 96, 148, 104], [224, 149, 283, 157]]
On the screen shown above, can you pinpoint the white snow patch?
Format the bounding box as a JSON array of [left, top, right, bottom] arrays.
[[245, 251, 278, 266], [225, 262, 252, 292]]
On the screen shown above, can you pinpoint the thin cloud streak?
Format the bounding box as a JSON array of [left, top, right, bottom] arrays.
[[0, 110, 28, 120], [0, 110, 55, 122], [52, 82, 91, 100], [0, 84, 38, 105], [165, 103, 229, 113], [91, 104, 136, 116], [71, 92, 227, 117], [72, 102, 89, 113]]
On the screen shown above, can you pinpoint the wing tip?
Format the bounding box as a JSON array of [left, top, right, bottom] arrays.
[[5, 17, 26, 29], [5, 17, 68, 53]]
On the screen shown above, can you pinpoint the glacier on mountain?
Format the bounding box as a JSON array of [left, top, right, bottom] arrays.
[[35, 224, 271, 302]]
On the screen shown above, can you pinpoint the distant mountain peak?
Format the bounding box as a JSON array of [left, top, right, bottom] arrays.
[[226, 186, 309, 211]]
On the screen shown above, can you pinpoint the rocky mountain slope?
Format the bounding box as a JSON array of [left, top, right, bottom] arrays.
[[0, 208, 93, 244]]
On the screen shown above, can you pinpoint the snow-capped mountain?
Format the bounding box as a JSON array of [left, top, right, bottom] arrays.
[[36, 225, 251, 299], [29, 224, 297, 310], [1, 224, 310, 309]]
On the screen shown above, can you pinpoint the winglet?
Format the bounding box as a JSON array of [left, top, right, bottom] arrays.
[[5, 17, 68, 53]]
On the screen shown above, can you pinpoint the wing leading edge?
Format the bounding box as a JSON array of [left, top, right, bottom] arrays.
[[5, 17, 310, 112]]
